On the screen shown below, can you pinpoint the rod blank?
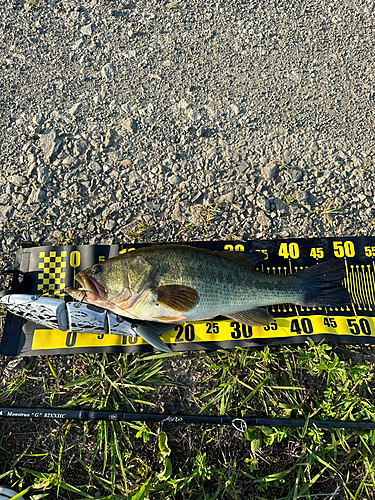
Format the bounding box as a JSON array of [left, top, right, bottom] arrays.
[[1, 407, 375, 430]]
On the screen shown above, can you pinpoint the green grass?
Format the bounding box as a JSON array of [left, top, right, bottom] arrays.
[[1, 343, 375, 499]]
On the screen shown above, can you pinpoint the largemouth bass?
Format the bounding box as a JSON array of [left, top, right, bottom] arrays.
[[67, 245, 351, 331]]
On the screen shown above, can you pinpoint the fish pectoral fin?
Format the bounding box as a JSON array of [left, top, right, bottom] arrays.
[[136, 324, 174, 353], [226, 308, 274, 326], [155, 285, 199, 312]]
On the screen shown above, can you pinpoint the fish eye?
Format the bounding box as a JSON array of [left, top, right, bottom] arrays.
[[92, 265, 103, 275]]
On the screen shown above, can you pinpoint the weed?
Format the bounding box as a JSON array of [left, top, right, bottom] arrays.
[[54, 227, 74, 246], [362, 161, 371, 171], [101, 208, 108, 226], [197, 203, 220, 232], [2, 338, 375, 498], [124, 221, 153, 241], [38, 216, 52, 227], [283, 193, 297, 204]]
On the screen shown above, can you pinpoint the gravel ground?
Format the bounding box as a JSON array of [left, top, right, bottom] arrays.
[[1, 0, 374, 264]]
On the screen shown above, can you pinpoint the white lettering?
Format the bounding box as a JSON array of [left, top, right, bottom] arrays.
[[162, 416, 183, 423]]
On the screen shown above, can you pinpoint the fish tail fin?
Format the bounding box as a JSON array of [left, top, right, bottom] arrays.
[[297, 260, 352, 307]]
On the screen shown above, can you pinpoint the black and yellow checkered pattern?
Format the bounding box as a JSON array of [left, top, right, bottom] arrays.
[[37, 251, 67, 298]]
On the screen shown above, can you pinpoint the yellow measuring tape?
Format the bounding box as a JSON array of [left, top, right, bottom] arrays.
[[31, 314, 375, 351]]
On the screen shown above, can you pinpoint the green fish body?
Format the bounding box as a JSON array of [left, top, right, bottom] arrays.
[[67, 245, 351, 327]]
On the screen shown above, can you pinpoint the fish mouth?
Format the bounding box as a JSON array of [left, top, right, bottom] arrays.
[[75, 272, 106, 298]]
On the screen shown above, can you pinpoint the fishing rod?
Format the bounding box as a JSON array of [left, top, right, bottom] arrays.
[[1, 407, 375, 432]]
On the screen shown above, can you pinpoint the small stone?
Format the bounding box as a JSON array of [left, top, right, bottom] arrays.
[[104, 219, 116, 231], [93, 94, 102, 105], [37, 166, 51, 184], [72, 38, 84, 50], [237, 161, 249, 173], [230, 103, 241, 115], [39, 129, 62, 164], [205, 105, 218, 119], [289, 168, 303, 182], [179, 98, 191, 110], [257, 197, 271, 211], [297, 192, 313, 210], [27, 187, 47, 204], [196, 126, 210, 137], [261, 162, 278, 180], [104, 129, 118, 148], [3, 358, 26, 377], [168, 174, 181, 185], [186, 109, 201, 122], [9, 175, 28, 187], [206, 147, 218, 160], [88, 161, 101, 173], [129, 171, 141, 184], [0, 205, 14, 219], [62, 156, 76, 166], [73, 139, 87, 156], [218, 191, 235, 204], [121, 159, 132, 166], [81, 23, 93, 36], [32, 114, 44, 126], [67, 102, 82, 116], [274, 199, 288, 215], [257, 212, 271, 228], [101, 63, 115, 80], [122, 117, 138, 134], [171, 203, 186, 223]]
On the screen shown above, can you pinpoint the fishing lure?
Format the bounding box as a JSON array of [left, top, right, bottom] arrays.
[[0, 294, 173, 353]]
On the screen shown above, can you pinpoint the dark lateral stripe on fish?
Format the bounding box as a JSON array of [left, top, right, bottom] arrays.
[[298, 260, 352, 307]]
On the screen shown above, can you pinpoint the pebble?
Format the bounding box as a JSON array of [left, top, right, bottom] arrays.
[[261, 162, 278, 180], [9, 175, 28, 187], [168, 174, 182, 185], [3, 358, 26, 377], [129, 171, 141, 184], [186, 109, 201, 122], [104, 129, 118, 148], [81, 23, 93, 36], [39, 129, 62, 164], [27, 187, 47, 204], [72, 38, 85, 50], [101, 63, 115, 80], [67, 103, 82, 116], [37, 166, 52, 184], [230, 103, 241, 115], [288, 168, 303, 182], [122, 118, 138, 134], [32, 114, 44, 126]]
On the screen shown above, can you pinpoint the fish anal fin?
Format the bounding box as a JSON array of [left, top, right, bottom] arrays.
[[226, 308, 274, 326], [155, 285, 199, 312], [136, 324, 173, 353]]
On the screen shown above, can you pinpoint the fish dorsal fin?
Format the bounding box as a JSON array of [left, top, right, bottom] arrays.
[[155, 285, 199, 312], [226, 308, 274, 326], [218, 251, 265, 270]]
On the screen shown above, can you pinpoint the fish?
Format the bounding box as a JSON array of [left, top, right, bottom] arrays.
[[66, 245, 351, 336]]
